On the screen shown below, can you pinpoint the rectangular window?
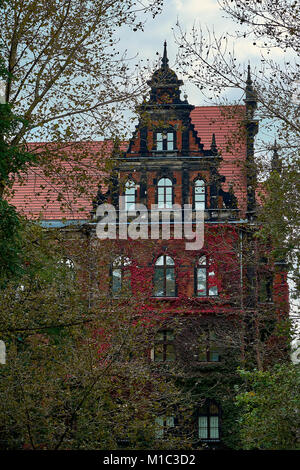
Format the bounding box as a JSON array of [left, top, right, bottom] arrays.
[[155, 416, 175, 438], [155, 132, 175, 151], [154, 330, 175, 362], [198, 330, 220, 362]]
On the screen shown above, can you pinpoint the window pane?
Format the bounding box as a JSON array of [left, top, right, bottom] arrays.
[[167, 141, 174, 150], [209, 286, 218, 296], [156, 331, 165, 341], [154, 344, 164, 362], [165, 344, 175, 361], [210, 350, 220, 362], [156, 256, 164, 266], [155, 417, 164, 438], [198, 256, 206, 266], [167, 133, 174, 141], [197, 268, 206, 296], [154, 269, 164, 296], [198, 417, 208, 439], [165, 330, 174, 340], [166, 268, 175, 296], [112, 269, 122, 293], [195, 201, 205, 211], [209, 403, 219, 414], [166, 256, 174, 265], [166, 416, 175, 427], [209, 417, 219, 439]]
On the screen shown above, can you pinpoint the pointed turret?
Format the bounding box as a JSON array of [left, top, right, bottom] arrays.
[[271, 139, 282, 173], [161, 40, 169, 70], [245, 64, 257, 118], [244, 63, 259, 221], [146, 41, 184, 105], [210, 133, 218, 155]]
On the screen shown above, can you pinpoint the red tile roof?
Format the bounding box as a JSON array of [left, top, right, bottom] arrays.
[[9, 106, 248, 221], [191, 105, 247, 212]]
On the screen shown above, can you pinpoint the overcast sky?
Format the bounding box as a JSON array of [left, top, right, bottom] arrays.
[[120, 0, 269, 106]]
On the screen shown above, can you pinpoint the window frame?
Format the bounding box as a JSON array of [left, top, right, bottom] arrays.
[[111, 256, 131, 297], [153, 329, 176, 362], [155, 415, 175, 439], [124, 180, 136, 212], [155, 130, 176, 152], [194, 255, 218, 298], [157, 177, 173, 209], [198, 329, 221, 363], [198, 401, 221, 442], [153, 255, 176, 298], [193, 179, 206, 211], [257, 258, 273, 303]]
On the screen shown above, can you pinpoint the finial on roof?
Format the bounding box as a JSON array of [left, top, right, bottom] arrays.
[[271, 138, 282, 173], [210, 133, 218, 154], [162, 41, 169, 69], [247, 63, 252, 85], [245, 62, 257, 105]]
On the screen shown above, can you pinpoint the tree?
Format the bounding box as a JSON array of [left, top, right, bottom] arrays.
[[0, 0, 164, 210], [174, 0, 299, 448], [0, 222, 195, 450], [175, 0, 300, 297], [0, 0, 36, 280], [236, 364, 300, 449]]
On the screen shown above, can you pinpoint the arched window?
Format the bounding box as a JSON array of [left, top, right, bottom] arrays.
[[125, 180, 136, 211], [195, 256, 218, 297], [198, 401, 220, 441], [154, 255, 176, 297], [194, 179, 206, 211], [111, 256, 131, 296], [157, 178, 173, 209]]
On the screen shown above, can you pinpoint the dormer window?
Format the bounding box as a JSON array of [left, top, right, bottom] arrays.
[[155, 131, 175, 151]]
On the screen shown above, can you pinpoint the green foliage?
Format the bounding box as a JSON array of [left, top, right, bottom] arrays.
[[0, 200, 22, 281], [236, 364, 300, 449]]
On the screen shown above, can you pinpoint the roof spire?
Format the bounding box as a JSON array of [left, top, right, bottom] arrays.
[[162, 41, 169, 69], [245, 63, 257, 105], [210, 133, 218, 154], [271, 139, 282, 173]]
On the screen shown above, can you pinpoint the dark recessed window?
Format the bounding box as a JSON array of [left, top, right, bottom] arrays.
[[155, 416, 175, 438], [153, 329, 175, 362], [198, 330, 220, 362], [258, 258, 273, 302], [154, 255, 176, 297], [198, 402, 220, 441]]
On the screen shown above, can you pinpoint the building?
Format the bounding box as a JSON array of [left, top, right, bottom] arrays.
[[11, 43, 289, 449]]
